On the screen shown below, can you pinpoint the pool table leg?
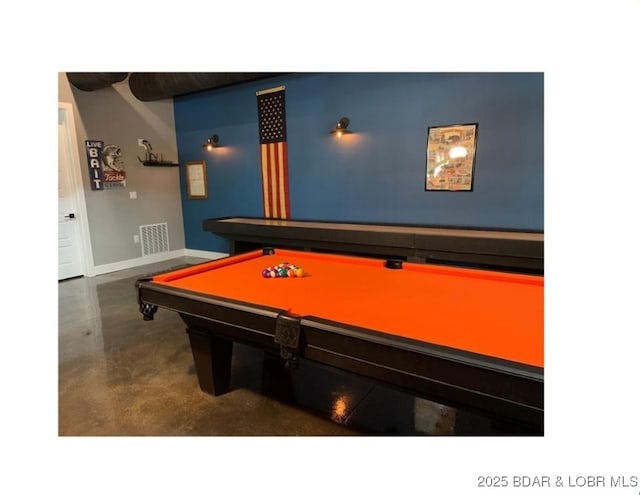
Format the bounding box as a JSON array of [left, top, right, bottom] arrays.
[[186, 327, 233, 396]]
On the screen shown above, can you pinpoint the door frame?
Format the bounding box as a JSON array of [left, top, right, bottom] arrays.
[[59, 101, 95, 277]]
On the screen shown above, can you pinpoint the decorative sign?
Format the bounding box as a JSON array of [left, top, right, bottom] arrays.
[[425, 123, 478, 191], [84, 140, 127, 190], [101, 144, 126, 189], [85, 140, 105, 190]]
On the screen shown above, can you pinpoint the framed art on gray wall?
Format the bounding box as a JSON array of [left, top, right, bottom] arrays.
[[425, 123, 478, 191]]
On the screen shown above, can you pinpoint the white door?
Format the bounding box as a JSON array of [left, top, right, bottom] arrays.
[[58, 108, 84, 280]]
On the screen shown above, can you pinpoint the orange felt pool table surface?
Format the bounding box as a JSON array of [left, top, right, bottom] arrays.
[[137, 248, 544, 429]]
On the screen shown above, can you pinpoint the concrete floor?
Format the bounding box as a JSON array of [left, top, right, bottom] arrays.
[[58, 256, 534, 436]]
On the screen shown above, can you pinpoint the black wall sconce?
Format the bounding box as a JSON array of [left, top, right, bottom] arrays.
[[330, 117, 352, 138], [203, 134, 220, 150]]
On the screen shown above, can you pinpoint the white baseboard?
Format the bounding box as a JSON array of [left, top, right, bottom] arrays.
[[89, 249, 229, 277], [184, 248, 228, 260]]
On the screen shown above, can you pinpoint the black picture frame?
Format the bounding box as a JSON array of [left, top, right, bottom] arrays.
[[425, 123, 478, 191]]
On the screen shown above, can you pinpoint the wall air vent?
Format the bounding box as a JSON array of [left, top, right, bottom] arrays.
[[139, 223, 170, 256]]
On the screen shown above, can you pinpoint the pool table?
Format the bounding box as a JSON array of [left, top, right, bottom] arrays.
[[136, 248, 544, 430]]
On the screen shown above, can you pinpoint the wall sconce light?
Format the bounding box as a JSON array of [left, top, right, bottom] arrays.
[[202, 134, 220, 150], [330, 117, 352, 138]]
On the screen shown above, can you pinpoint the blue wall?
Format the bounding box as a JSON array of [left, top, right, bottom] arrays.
[[174, 73, 543, 253]]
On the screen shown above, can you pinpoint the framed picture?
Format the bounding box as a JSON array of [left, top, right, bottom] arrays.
[[425, 123, 478, 191], [185, 160, 208, 199]]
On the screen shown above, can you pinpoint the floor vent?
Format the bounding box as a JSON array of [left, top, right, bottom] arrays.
[[140, 222, 170, 256]]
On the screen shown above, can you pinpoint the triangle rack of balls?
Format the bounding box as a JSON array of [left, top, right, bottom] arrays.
[[262, 262, 304, 278]]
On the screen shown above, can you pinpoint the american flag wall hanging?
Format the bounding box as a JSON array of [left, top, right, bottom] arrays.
[[256, 85, 290, 219]]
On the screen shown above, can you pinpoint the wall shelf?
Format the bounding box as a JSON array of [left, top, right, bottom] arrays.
[[141, 160, 179, 167]]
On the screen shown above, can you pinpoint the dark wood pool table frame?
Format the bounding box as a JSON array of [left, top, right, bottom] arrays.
[[136, 255, 543, 431]]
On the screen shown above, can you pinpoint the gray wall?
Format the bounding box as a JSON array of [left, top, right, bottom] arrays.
[[58, 73, 185, 267]]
